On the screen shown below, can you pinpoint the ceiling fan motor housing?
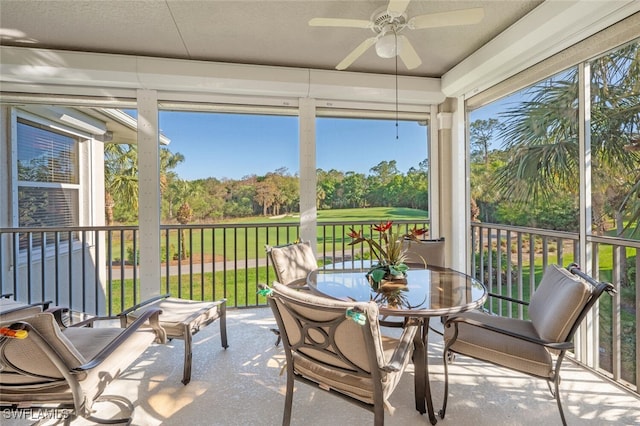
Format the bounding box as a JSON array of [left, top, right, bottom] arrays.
[[371, 8, 407, 58]]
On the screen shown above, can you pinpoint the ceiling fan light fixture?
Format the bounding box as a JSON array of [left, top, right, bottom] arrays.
[[375, 32, 401, 58]]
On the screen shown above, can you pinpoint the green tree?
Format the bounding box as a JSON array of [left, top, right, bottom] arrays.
[[255, 178, 277, 216], [470, 118, 502, 165], [492, 42, 639, 234], [159, 148, 185, 219], [104, 143, 138, 225], [317, 168, 344, 209], [104, 143, 184, 225], [368, 160, 400, 206], [342, 172, 367, 208]]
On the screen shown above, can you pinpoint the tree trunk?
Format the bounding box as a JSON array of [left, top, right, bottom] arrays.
[[105, 192, 114, 226]]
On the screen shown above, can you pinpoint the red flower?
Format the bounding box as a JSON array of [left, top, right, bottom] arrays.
[[347, 227, 362, 239], [373, 221, 393, 233], [409, 227, 427, 237]]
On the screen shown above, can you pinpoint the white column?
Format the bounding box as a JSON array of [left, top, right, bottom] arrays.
[[451, 96, 470, 273], [578, 62, 596, 367], [579, 63, 593, 274], [428, 104, 440, 240], [438, 97, 469, 272], [137, 89, 161, 300], [298, 98, 317, 250]]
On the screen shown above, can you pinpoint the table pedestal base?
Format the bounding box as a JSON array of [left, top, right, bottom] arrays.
[[413, 317, 438, 425]]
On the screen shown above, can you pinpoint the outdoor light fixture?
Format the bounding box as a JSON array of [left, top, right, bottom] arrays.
[[375, 28, 402, 58]]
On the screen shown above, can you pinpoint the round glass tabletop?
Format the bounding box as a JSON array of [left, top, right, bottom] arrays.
[[307, 267, 487, 317]]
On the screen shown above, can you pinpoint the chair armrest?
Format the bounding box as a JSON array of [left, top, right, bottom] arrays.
[[72, 307, 166, 372], [383, 322, 419, 372], [44, 306, 70, 328], [446, 315, 573, 351], [38, 300, 53, 310], [487, 292, 529, 306]]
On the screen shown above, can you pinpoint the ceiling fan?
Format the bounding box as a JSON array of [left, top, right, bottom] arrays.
[[309, 0, 484, 70]]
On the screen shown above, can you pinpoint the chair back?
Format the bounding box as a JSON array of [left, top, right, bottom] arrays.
[[0, 312, 84, 386], [529, 263, 616, 343], [266, 241, 318, 286], [268, 282, 385, 385], [402, 237, 445, 268]]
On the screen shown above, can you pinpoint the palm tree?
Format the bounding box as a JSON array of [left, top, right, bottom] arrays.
[[492, 42, 640, 235], [167, 178, 200, 260], [104, 143, 138, 225], [160, 148, 185, 195], [104, 142, 185, 225]]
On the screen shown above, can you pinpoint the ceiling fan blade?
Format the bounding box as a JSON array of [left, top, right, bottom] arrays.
[[309, 17, 371, 28], [387, 0, 411, 17], [409, 7, 484, 29], [336, 37, 377, 70], [398, 36, 422, 70]]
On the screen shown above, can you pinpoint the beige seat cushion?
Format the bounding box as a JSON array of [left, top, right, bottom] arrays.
[[402, 238, 445, 268], [126, 297, 222, 338], [0, 312, 156, 407], [529, 264, 592, 342], [63, 325, 157, 403], [445, 310, 553, 378], [293, 334, 405, 405], [268, 241, 318, 285], [270, 282, 414, 405]]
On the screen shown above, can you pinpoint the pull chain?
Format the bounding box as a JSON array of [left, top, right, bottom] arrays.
[[394, 31, 399, 140]]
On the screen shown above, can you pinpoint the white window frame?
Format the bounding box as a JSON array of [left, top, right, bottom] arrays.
[[11, 108, 89, 260]]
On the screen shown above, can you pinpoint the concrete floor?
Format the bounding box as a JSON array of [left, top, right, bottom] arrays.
[[6, 307, 639, 425]]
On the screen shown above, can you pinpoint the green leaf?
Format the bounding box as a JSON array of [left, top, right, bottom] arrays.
[[370, 268, 386, 283]]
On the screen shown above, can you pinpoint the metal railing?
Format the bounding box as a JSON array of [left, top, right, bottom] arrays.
[[0, 220, 430, 315], [0, 220, 636, 395]]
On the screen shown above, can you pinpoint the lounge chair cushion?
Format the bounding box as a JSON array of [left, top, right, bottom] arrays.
[[125, 297, 223, 337], [1, 313, 84, 384]]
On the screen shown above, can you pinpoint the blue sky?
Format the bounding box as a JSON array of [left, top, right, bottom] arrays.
[[158, 111, 428, 181]]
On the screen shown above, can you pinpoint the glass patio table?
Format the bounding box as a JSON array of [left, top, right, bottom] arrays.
[[306, 266, 487, 425]]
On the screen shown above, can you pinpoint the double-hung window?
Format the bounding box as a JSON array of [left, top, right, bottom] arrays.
[[16, 116, 81, 248]]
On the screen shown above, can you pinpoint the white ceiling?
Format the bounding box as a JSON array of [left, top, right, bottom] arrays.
[[0, 0, 544, 78]]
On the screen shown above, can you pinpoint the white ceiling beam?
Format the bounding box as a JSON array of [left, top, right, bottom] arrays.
[[0, 46, 444, 110], [441, 0, 640, 98]]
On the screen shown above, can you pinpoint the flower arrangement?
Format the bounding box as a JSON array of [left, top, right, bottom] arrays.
[[347, 221, 427, 290]]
